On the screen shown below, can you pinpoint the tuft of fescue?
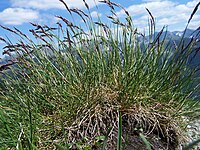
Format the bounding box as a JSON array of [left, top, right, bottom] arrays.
[[0, 0, 199, 149]]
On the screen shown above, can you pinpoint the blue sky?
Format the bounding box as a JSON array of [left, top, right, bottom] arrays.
[[0, 0, 199, 57]]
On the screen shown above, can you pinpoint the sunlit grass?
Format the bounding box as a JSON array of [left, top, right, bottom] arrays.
[[0, 0, 199, 149]]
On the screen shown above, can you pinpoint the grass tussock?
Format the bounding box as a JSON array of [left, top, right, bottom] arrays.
[[0, 0, 200, 149]]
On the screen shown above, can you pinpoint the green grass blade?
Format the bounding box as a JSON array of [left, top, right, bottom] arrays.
[[117, 111, 122, 150], [54, 143, 70, 150], [139, 133, 152, 150], [102, 128, 112, 150]]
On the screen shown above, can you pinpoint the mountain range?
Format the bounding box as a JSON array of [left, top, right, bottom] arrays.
[[1, 28, 199, 65], [154, 28, 199, 40], [138, 28, 200, 65]]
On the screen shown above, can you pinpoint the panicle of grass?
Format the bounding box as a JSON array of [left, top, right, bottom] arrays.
[[188, 2, 200, 24], [0, 61, 17, 71], [59, 0, 71, 14], [83, 0, 90, 10]]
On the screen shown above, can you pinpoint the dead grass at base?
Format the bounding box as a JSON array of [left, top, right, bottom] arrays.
[[63, 104, 183, 150], [37, 86, 188, 149]]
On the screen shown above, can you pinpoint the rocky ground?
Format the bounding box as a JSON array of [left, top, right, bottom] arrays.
[[179, 117, 200, 150]]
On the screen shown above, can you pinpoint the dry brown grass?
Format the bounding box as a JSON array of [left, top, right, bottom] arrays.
[[36, 86, 187, 149]]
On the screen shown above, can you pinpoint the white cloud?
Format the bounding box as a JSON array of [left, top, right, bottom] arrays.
[[116, 0, 200, 31], [0, 8, 39, 25], [0, 0, 101, 26], [188, 14, 200, 29], [142, 0, 161, 2], [91, 11, 101, 18], [10, 0, 100, 10], [186, 0, 200, 7], [117, 1, 176, 17]]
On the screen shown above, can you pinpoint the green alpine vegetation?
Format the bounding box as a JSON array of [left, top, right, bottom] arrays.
[[0, 0, 199, 149]]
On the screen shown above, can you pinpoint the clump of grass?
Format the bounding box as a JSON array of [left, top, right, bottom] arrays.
[[0, 0, 199, 149]]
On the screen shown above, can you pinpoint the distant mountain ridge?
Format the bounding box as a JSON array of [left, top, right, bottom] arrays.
[[165, 29, 200, 65], [139, 28, 200, 65], [173, 28, 199, 39], [0, 29, 199, 64], [145, 28, 200, 41]]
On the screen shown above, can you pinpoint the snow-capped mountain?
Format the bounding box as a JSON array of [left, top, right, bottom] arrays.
[[152, 28, 199, 40], [173, 29, 197, 38]]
